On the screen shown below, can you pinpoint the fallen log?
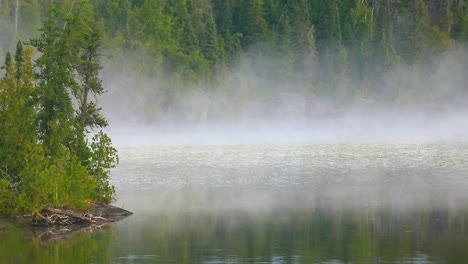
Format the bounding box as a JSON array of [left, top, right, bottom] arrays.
[[94, 216, 115, 222], [43, 206, 96, 224]]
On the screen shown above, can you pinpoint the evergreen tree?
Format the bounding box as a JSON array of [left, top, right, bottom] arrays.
[[348, 0, 373, 83], [213, 0, 234, 58], [201, 9, 222, 67], [69, 1, 108, 132], [397, 0, 431, 63], [320, 0, 350, 97], [373, 2, 398, 73], [244, 0, 269, 46], [177, 0, 199, 52], [323, 0, 342, 48], [30, 8, 78, 154], [289, 0, 314, 70], [0, 43, 36, 183], [70, 1, 117, 202]]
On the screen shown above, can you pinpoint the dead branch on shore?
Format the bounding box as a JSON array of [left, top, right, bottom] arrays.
[[37, 205, 120, 226], [40, 206, 96, 225]]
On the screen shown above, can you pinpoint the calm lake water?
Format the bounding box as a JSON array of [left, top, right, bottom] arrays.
[[1, 142, 468, 263]]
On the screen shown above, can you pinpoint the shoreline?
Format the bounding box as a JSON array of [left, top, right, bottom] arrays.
[[1, 202, 133, 241]]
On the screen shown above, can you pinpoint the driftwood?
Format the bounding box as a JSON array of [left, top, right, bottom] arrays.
[[2, 203, 132, 242], [35, 203, 132, 227], [43, 206, 96, 224]]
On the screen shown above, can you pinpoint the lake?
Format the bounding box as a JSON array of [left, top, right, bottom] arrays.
[[1, 142, 468, 263]]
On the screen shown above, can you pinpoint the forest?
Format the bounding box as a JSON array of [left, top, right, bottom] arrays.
[[2, 0, 467, 122], [0, 0, 468, 214]]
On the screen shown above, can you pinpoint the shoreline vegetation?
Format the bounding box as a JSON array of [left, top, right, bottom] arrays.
[[0, 1, 125, 226]]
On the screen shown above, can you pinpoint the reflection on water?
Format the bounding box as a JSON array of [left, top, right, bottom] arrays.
[[0, 225, 115, 263], [1, 142, 468, 263]]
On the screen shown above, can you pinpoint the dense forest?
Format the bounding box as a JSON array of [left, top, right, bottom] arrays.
[[1, 0, 468, 122]]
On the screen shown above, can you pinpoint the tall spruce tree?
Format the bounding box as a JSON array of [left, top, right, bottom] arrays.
[[69, 1, 108, 133], [321, 0, 350, 97], [30, 8, 78, 154], [201, 9, 222, 67], [0, 42, 36, 184], [349, 0, 373, 83], [244, 0, 269, 46], [71, 1, 117, 202], [397, 0, 432, 63], [373, 2, 398, 73]]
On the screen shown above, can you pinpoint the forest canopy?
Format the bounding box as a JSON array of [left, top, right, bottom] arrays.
[[1, 0, 468, 122]]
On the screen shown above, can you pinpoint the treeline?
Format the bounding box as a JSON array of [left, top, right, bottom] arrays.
[[100, 0, 468, 120], [1, 0, 468, 121], [0, 1, 117, 216]]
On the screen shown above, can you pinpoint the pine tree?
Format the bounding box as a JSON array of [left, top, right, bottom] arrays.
[[30, 8, 78, 154], [244, 0, 269, 46], [66, 0, 117, 202], [69, 1, 108, 132], [201, 9, 222, 67], [349, 0, 373, 83], [397, 0, 431, 63], [373, 2, 398, 73], [320, 0, 350, 97], [213, 0, 234, 57], [0, 42, 36, 183], [323, 0, 342, 48], [177, 0, 199, 52]]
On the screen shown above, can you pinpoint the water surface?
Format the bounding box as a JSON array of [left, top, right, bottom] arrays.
[[1, 142, 468, 263]]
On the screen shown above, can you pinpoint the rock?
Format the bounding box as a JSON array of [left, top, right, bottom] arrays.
[[90, 202, 133, 219]]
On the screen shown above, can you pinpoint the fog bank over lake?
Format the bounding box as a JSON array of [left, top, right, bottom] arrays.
[[106, 108, 468, 147]]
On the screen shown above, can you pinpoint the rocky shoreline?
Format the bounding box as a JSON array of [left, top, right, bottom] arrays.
[[1, 202, 132, 242]]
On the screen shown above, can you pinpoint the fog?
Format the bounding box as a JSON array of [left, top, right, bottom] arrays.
[[99, 46, 468, 147], [98, 45, 468, 217]]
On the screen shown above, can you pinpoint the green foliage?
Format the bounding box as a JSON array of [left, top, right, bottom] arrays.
[[244, 0, 269, 46], [30, 7, 77, 153], [89, 131, 118, 203], [0, 179, 15, 215], [0, 0, 455, 116], [201, 10, 222, 68], [0, 1, 117, 216]]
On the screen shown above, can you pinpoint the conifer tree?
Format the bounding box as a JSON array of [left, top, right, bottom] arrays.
[[373, 2, 398, 73], [66, 0, 117, 202], [69, 1, 108, 132], [201, 10, 222, 67], [397, 0, 431, 63], [321, 0, 350, 97], [323, 0, 342, 48], [244, 0, 269, 46], [30, 8, 77, 154], [0, 42, 42, 214], [213, 0, 234, 57], [349, 0, 373, 82]]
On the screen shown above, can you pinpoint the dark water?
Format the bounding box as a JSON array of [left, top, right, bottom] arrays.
[[1, 142, 468, 263]]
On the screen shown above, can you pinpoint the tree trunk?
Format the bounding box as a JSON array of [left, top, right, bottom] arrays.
[[15, 0, 19, 40], [80, 86, 88, 131], [79, 54, 91, 132]]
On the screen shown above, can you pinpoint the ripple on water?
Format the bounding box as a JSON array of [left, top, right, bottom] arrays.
[[112, 142, 468, 190]]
